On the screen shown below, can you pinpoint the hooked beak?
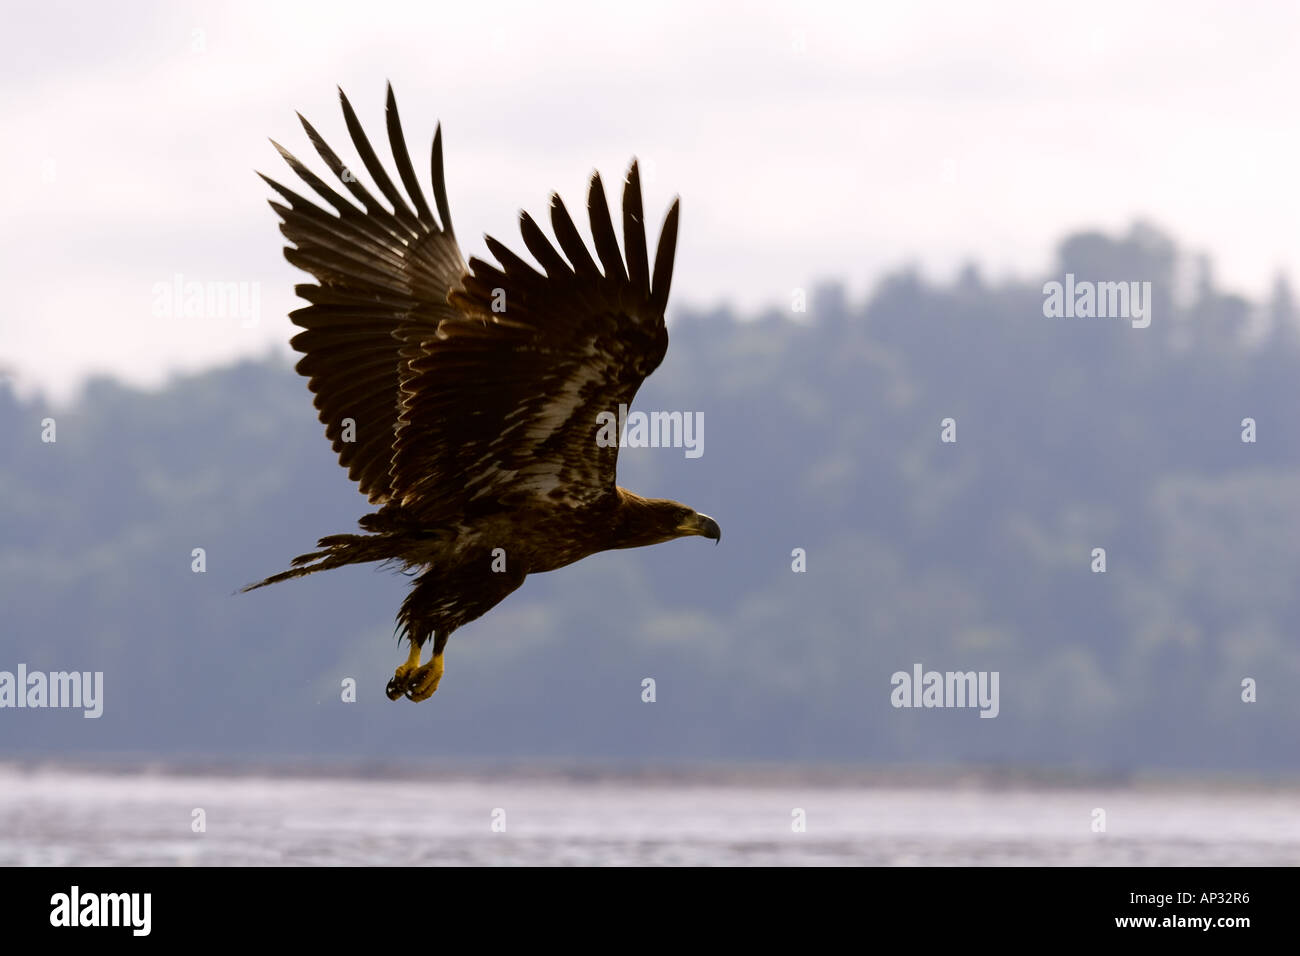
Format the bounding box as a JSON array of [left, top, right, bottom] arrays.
[[678, 511, 722, 544]]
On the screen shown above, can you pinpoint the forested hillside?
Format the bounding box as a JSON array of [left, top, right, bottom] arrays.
[[2, 222, 1297, 774]]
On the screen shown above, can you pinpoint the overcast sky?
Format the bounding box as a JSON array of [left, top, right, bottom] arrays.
[[3, 0, 1298, 400]]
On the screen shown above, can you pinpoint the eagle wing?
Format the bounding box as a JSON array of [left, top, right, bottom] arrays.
[[261, 85, 466, 503], [265, 86, 680, 522], [390, 164, 679, 519]]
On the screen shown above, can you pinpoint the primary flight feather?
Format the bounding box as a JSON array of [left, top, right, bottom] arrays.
[[245, 85, 720, 702]]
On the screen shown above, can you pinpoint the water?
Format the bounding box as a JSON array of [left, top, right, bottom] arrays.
[[1, 766, 1297, 865]]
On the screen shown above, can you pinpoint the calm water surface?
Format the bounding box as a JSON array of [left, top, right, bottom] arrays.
[[1, 766, 1296, 866]]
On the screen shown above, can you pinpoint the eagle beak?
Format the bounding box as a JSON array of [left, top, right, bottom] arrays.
[[680, 512, 721, 544]]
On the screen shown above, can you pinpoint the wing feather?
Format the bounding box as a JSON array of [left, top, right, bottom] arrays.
[[549, 194, 600, 279], [650, 199, 681, 314], [263, 87, 466, 503], [519, 211, 574, 280], [585, 171, 628, 284], [622, 161, 650, 298], [337, 87, 419, 224], [384, 84, 435, 225]]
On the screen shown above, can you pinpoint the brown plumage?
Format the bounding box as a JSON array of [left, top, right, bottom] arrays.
[[245, 85, 720, 702]]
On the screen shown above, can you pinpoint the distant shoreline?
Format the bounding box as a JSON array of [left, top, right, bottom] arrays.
[[2, 755, 1296, 793]]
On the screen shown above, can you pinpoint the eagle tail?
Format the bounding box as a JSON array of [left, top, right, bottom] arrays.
[[241, 533, 400, 592]]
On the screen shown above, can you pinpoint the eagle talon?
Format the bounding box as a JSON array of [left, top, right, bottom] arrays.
[[386, 644, 423, 701], [403, 654, 444, 702]]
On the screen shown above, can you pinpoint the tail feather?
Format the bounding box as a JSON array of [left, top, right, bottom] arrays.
[[242, 533, 401, 592]]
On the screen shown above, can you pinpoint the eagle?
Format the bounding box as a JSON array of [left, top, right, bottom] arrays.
[[245, 86, 721, 702]]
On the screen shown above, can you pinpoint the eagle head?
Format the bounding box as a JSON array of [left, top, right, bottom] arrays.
[[612, 490, 721, 549]]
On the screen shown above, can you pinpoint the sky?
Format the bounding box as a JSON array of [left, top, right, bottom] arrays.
[[2, 0, 1298, 400]]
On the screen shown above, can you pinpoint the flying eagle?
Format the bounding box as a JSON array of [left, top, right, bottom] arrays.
[[245, 86, 720, 702]]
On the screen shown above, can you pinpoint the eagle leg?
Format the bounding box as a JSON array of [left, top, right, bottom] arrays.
[[383, 630, 449, 702], [385, 642, 423, 701]]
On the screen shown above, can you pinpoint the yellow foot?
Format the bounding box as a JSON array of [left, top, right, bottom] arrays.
[[404, 653, 444, 702], [385, 643, 423, 701]]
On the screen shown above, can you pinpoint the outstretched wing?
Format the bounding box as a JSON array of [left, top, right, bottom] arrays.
[[390, 162, 680, 521], [261, 84, 466, 503]]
